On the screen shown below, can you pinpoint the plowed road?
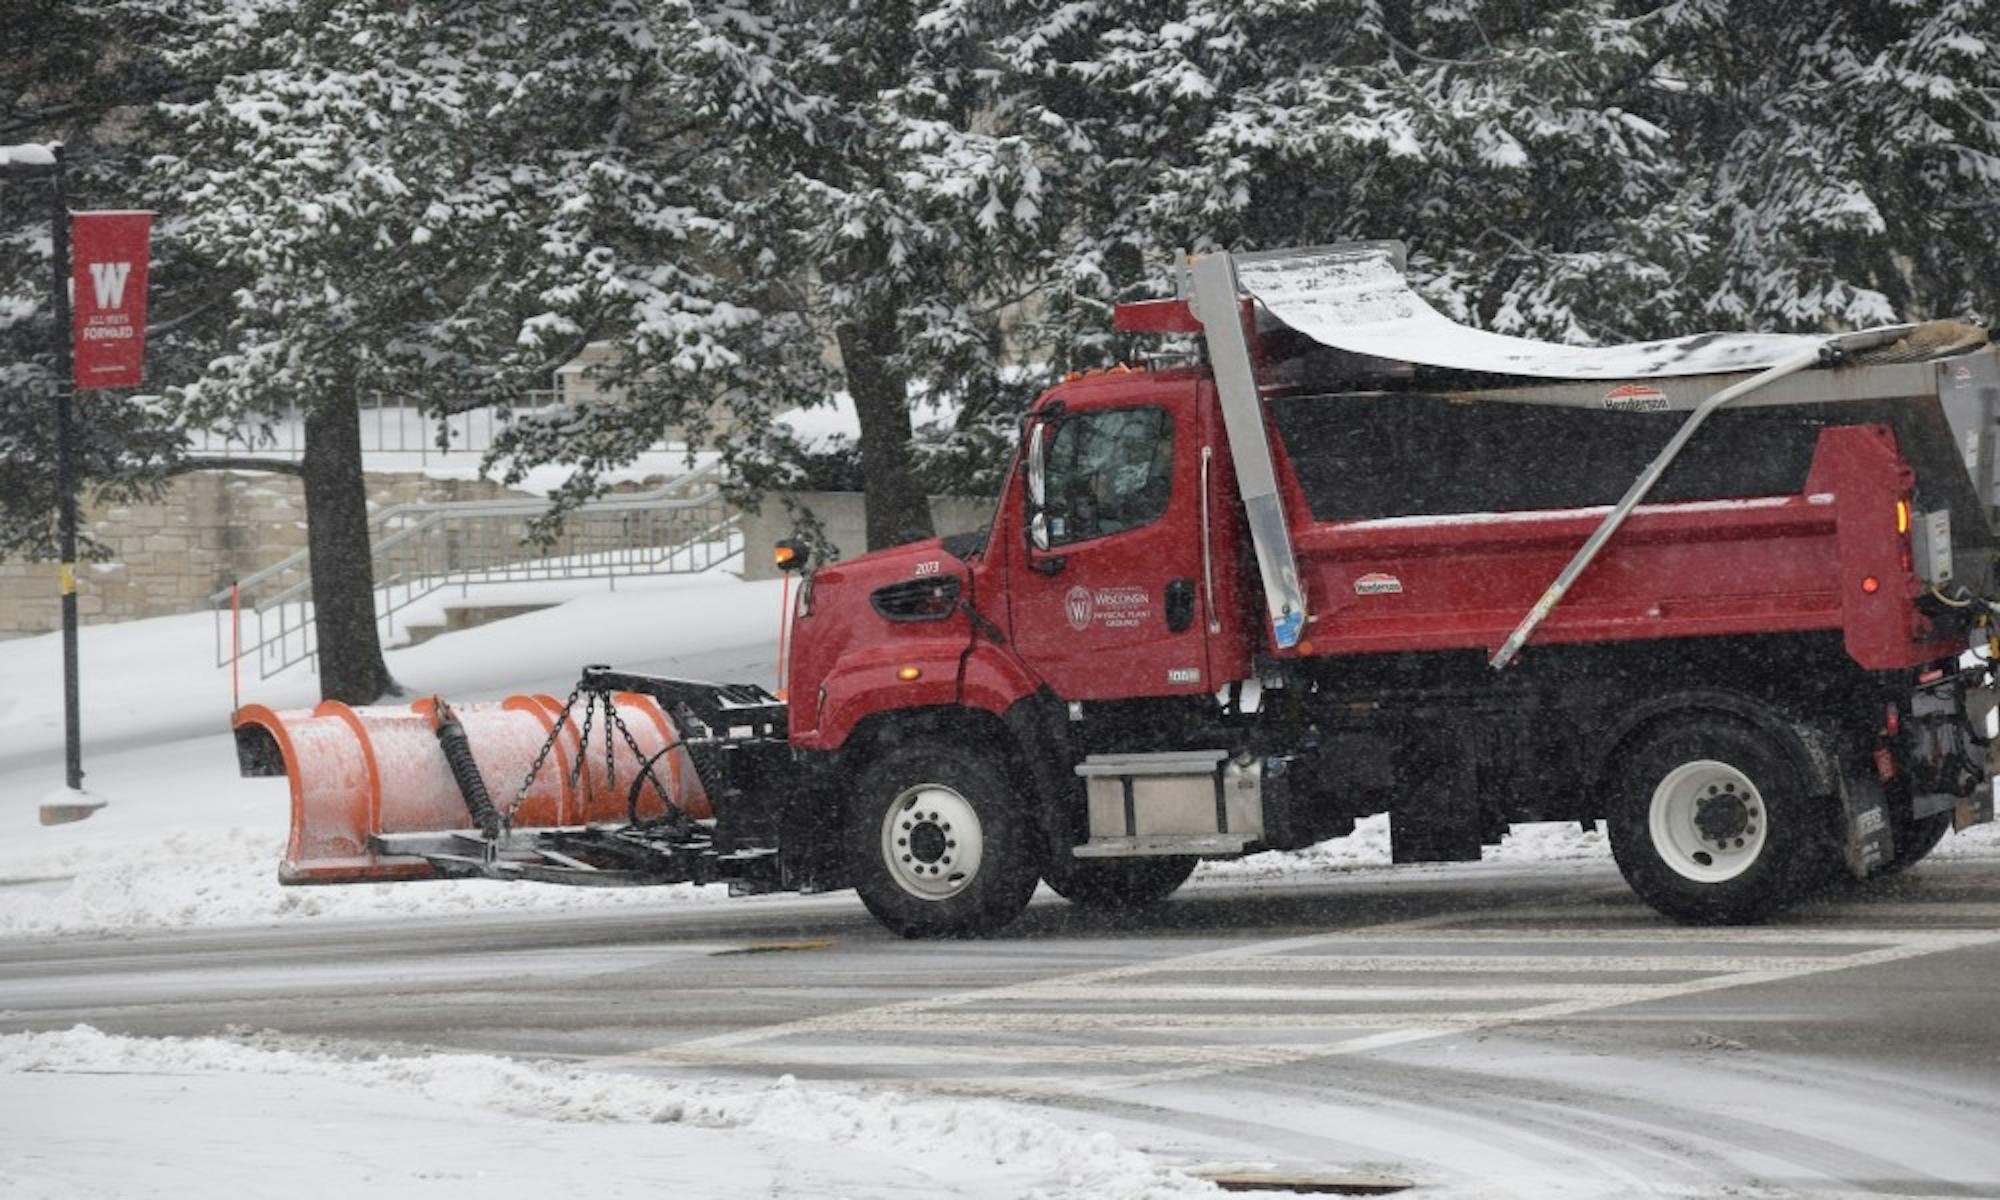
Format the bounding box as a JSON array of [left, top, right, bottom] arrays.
[[6, 858, 2000, 1197]]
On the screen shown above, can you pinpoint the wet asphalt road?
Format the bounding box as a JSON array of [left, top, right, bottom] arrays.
[[4, 856, 1999, 1197]]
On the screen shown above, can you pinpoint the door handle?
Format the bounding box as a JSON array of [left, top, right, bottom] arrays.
[[1165, 578, 1195, 633], [1030, 554, 1067, 576]]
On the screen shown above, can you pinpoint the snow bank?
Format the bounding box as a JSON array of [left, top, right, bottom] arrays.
[[0, 1026, 1209, 1200], [0, 572, 785, 766], [0, 575, 792, 940], [1200, 813, 1614, 880], [0, 823, 733, 938]]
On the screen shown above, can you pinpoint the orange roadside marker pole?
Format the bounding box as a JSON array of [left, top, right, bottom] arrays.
[[231, 579, 241, 713], [775, 573, 793, 700]]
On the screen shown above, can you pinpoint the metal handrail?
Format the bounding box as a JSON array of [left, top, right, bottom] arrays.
[[224, 458, 727, 598], [216, 460, 741, 679], [188, 393, 566, 459]]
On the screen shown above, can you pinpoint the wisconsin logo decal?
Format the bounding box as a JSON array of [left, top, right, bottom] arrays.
[[1064, 585, 1094, 631]]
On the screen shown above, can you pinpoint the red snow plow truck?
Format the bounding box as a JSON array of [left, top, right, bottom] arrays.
[[237, 242, 2000, 936]]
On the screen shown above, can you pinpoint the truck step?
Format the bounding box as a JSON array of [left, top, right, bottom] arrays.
[[1073, 833, 1257, 858]]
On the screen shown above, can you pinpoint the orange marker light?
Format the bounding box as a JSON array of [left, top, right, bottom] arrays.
[[774, 545, 796, 568], [897, 666, 922, 681], [1862, 576, 1881, 594], [1896, 499, 1911, 535]]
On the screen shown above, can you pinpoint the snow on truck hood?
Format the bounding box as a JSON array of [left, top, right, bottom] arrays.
[[1235, 242, 1828, 380]]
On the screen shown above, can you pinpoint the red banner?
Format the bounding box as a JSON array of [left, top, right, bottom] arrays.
[[71, 211, 152, 390]]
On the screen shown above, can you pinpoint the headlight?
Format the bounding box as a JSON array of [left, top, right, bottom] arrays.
[[869, 576, 962, 622]]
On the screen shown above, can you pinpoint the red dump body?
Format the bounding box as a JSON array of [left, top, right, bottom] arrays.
[[1275, 423, 1956, 672]]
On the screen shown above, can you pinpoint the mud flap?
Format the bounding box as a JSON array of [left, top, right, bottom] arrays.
[[1962, 685, 2000, 831], [1959, 781, 1996, 832], [1838, 774, 1896, 880]]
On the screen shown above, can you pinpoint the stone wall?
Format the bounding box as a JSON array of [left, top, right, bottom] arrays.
[[739, 491, 998, 581], [0, 470, 533, 641]]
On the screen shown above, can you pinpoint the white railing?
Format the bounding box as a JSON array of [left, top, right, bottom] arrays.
[[215, 461, 741, 679], [188, 393, 596, 461]]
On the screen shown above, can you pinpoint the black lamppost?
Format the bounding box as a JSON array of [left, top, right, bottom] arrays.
[[2, 141, 92, 817]]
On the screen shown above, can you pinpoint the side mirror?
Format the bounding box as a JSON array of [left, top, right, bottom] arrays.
[[774, 538, 809, 573], [1025, 421, 1051, 552], [1026, 421, 1047, 509], [1029, 510, 1050, 553]]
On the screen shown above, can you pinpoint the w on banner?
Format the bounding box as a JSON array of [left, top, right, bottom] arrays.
[[70, 210, 152, 390]]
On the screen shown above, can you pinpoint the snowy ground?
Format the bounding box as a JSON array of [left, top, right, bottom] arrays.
[[0, 573, 796, 938], [0, 577, 1216, 1200], [0, 1026, 1217, 1200]]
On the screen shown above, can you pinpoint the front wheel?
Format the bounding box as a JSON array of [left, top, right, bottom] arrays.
[[1044, 855, 1197, 910], [1608, 714, 1840, 924], [845, 742, 1042, 938]]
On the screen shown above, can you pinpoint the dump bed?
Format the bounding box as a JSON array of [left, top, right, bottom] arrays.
[[1159, 241, 1999, 670], [1262, 342, 1999, 670]]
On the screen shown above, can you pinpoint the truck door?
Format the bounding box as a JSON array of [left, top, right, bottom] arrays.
[[1006, 384, 1214, 700]]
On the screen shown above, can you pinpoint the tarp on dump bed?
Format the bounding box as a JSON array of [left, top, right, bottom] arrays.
[[1235, 242, 1828, 380]]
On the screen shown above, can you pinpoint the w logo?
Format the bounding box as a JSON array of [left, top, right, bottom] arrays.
[[1064, 585, 1093, 631], [88, 261, 131, 309]]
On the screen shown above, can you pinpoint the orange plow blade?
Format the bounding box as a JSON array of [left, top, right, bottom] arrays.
[[234, 692, 709, 884]]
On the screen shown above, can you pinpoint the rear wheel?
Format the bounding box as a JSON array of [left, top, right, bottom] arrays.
[[1043, 855, 1197, 910], [1608, 714, 1840, 924], [845, 742, 1042, 938]]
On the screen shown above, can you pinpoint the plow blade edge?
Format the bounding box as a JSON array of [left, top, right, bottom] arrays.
[[233, 693, 710, 884]]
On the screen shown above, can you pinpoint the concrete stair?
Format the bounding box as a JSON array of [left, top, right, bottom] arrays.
[[399, 603, 554, 648]]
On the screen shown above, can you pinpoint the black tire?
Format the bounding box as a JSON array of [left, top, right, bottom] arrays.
[[844, 741, 1042, 938], [1043, 855, 1197, 910], [1876, 809, 1952, 876], [1607, 713, 1842, 924]]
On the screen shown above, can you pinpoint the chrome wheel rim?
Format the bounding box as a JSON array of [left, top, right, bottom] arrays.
[[880, 784, 982, 900], [1649, 759, 1767, 883]]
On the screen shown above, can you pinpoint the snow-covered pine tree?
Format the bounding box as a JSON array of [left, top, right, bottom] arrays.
[[996, 0, 1699, 358], [1648, 0, 2000, 329], [0, 1, 219, 563], [131, 0, 785, 702], [1002, 0, 1998, 359], [682, 0, 1056, 549]]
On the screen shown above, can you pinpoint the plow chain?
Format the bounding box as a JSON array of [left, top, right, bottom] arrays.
[[391, 666, 783, 888]]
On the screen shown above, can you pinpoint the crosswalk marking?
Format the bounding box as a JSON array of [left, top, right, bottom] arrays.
[[626, 906, 2000, 1097], [1186, 953, 1845, 973], [987, 981, 1661, 1003]]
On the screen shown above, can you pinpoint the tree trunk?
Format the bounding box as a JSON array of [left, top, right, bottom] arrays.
[[835, 301, 934, 551], [302, 388, 394, 703]]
